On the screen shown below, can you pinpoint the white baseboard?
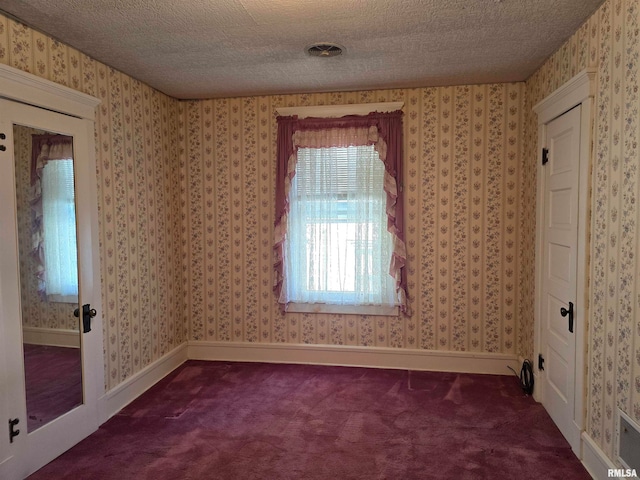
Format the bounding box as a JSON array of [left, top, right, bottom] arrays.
[[96, 341, 520, 426], [99, 343, 188, 423], [582, 431, 616, 480], [0, 454, 15, 480], [188, 341, 519, 375], [22, 326, 80, 348]]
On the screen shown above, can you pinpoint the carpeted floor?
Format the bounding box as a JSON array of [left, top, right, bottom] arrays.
[[23, 343, 82, 432], [28, 361, 592, 479]]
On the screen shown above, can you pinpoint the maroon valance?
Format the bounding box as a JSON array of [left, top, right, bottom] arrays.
[[31, 134, 74, 185]]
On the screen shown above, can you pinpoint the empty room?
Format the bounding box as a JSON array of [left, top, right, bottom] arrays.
[[0, 0, 638, 478]]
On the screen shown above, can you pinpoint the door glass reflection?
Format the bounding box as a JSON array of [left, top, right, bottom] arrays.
[[13, 124, 82, 432]]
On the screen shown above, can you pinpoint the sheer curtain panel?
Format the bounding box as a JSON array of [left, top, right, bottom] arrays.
[[30, 135, 77, 300], [275, 111, 408, 313]]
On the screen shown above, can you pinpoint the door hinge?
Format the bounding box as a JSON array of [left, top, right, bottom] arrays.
[[538, 353, 545, 371], [8, 418, 19, 443], [542, 148, 549, 165]]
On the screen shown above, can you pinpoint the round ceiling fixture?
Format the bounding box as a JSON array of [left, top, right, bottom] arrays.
[[305, 43, 344, 58]]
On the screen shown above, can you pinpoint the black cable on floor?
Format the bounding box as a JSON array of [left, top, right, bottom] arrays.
[[508, 359, 534, 395]]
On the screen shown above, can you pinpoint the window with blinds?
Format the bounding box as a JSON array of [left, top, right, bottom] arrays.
[[42, 159, 78, 302], [284, 145, 396, 306]]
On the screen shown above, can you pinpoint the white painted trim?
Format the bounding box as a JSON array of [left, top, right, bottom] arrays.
[[22, 327, 80, 348], [275, 101, 404, 118], [286, 303, 398, 316], [533, 68, 595, 455], [533, 68, 597, 123], [0, 74, 102, 478], [100, 341, 518, 421], [582, 432, 616, 480], [527, 349, 542, 402], [0, 454, 15, 480], [99, 343, 188, 422], [188, 341, 519, 376], [0, 64, 99, 120]]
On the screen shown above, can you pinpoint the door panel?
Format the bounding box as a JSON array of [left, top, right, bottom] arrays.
[[0, 98, 101, 479], [541, 105, 581, 452], [13, 125, 83, 434]]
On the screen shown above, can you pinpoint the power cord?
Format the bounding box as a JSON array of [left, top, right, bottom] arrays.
[[508, 359, 534, 395]]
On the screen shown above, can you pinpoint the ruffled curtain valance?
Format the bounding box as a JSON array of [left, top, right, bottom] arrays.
[[274, 110, 407, 312]]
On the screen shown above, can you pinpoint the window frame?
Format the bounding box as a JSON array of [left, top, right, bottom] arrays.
[[287, 144, 395, 310], [275, 103, 405, 317], [40, 158, 78, 303]]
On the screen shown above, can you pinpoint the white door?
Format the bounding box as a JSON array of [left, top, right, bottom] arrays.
[[540, 105, 581, 453], [0, 98, 102, 479]]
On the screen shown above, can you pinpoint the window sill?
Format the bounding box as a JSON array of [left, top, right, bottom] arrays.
[[46, 294, 78, 304], [286, 303, 398, 317]]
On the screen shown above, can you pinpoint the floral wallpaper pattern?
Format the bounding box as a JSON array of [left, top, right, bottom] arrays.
[[0, 16, 186, 390], [3, 1, 637, 469], [0, 12, 526, 385], [183, 84, 524, 354], [524, 0, 640, 462]]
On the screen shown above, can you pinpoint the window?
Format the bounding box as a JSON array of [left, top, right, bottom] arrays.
[[41, 159, 78, 302], [31, 135, 78, 303], [285, 145, 396, 308], [274, 106, 408, 315]]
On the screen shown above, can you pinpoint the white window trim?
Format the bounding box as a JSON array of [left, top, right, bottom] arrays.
[[277, 102, 404, 317], [286, 303, 399, 317], [46, 294, 78, 304]]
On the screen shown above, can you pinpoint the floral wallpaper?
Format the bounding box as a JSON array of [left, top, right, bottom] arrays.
[[0, 16, 187, 391], [0, 11, 526, 393], [524, 0, 640, 463], [519, 0, 601, 365], [183, 84, 524, 354], [3, 2, 637, 469], [13, 125, 78, 331]]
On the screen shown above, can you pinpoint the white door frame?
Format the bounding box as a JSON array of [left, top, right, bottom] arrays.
[[0, 64, 103, 478], [533, 68, 596, 457]]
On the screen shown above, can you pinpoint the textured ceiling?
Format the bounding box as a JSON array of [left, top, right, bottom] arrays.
[[0, 0, 605, 99]]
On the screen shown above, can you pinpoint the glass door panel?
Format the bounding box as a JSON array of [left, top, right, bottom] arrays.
[[12, 125, 83, 433]]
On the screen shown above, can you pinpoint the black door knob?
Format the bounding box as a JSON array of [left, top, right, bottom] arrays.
[[560, 302, 574, 333], [74, 303, 97, 333]]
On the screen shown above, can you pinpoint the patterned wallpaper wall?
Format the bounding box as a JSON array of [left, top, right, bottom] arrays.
[[0, 11, 527, 391], [519, 0, 601, 365], [13, 125, 78, 331], [5, 5, 636, 467], [0, 17, 186, 390], [524, 0, 640, 462], [183, 84, 524, 354]]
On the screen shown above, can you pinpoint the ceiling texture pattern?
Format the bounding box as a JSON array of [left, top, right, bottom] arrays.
[[0, 0, 605, 99]]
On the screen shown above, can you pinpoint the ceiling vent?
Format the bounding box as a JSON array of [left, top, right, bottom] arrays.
[[305, 43, 344, 58]]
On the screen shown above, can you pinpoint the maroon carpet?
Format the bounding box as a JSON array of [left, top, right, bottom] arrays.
[[28, 361, 591, 479], [23, 344, 82, 432]]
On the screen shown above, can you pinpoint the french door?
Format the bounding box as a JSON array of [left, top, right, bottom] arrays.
[[0, 97, 102, 479]]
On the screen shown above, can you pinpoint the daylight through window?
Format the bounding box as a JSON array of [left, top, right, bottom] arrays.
[[41, 159, 78, 301], [284, 145, 396, 306]]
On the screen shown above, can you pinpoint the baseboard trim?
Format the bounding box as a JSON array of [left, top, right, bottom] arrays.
[[99, 343, 188, 422], [581, 431, 616, 480], [22, 326, 80, 348], [188, 341, 519, 375]]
